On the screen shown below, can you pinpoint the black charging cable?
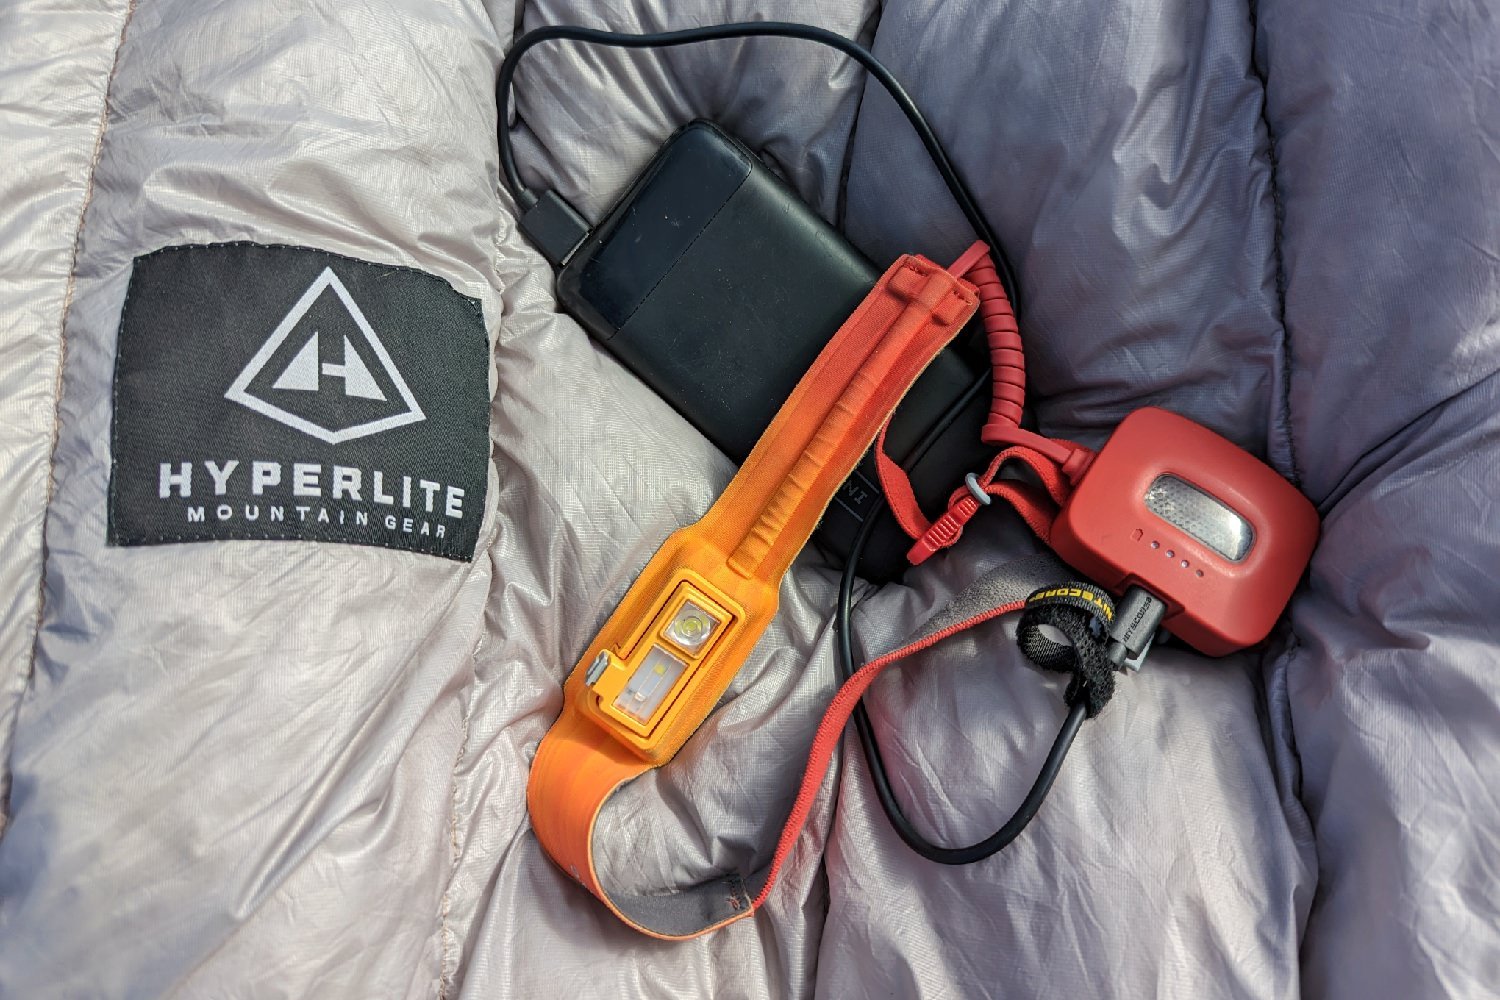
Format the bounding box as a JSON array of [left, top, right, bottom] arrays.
[[494, 21, 1020, 311], [496, 22, 1093, 865], [837, 392, 1092, 865]]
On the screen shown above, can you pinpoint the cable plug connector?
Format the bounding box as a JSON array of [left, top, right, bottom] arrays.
[[519, 189, 589, 268], [1105, 586, 1168, 672]]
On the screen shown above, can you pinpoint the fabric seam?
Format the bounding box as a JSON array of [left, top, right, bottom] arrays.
[[436, 635, 479, 1000], [1246, 0, 1303, 489], [433, 219, 515, 1000], [5, 0, 139, 826], [118, 240, 491, 309]]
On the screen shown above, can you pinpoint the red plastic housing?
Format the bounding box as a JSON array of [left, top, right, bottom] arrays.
[[1050, 408, 1318, 656]]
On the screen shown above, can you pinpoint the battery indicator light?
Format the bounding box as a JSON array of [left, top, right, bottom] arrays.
[[613, 645, 688, 724]]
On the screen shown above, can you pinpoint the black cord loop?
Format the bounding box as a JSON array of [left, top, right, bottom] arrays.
[[495, 21, 1020, 311], [838, 494, 1092, 865]]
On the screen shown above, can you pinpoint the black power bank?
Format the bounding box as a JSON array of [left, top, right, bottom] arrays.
[[555, 120, 990, 581]]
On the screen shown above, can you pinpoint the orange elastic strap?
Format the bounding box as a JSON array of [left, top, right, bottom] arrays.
[[528, 254, 981, 939]]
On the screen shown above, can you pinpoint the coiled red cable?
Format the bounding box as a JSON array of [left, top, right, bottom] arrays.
[[948, 242, 1025, 435], [950, 242, 1089, 475]]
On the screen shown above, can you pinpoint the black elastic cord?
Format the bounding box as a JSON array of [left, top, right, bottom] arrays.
[[495, 21, 1020, 310]]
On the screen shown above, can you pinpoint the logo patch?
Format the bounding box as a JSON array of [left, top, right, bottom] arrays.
[[225, 267, 426, 443], [109, 243, 490, 561]]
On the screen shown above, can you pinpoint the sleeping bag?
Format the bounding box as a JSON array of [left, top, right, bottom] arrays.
[[0, 0, 1496, 996]]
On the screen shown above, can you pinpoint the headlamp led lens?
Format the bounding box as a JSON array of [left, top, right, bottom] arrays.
[[613, 645, 688, 723], [663, 601, 720, 654], [1143, 474, 1255, 562]]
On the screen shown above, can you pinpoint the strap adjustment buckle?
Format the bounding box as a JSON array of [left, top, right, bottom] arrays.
[[908, 480, 990, 566]]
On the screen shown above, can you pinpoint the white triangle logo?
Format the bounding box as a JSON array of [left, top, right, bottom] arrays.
[[225, 268, 424, 444], [272, 338, 322, 392], [271, 334, 387, 400]]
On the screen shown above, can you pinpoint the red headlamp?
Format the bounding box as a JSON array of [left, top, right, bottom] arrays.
[[886, 244, 1318, 660], [1050, 407, 1319, 656]]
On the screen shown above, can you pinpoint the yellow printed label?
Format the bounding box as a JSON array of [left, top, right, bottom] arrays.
[[1026, 585, 1115, 623]]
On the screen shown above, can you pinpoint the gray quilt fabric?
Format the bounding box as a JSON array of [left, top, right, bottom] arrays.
[[1, 0, 1496, 997]]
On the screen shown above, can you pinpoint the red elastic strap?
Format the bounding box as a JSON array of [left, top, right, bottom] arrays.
[[976, 442, 1075, 547], [751, 597, 1027, 910], [984, 442, 1075, 508], [879, 427, 1088, 563], [987, 480, 1058, 545], [873, 242, 1010, 544], [904, 442, 1079, 564], [874, 422, 934, 540]]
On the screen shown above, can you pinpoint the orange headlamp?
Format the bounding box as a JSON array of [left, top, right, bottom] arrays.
[[527, 253, 980, 938]]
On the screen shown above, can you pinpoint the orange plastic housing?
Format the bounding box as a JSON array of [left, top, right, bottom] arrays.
[[562, 255, 978, 763]]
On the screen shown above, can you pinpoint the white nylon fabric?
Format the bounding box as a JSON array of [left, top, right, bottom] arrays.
[[0, 1, 507, 995], [1, 0, 1497, 997], [0, 0, 133, 836]]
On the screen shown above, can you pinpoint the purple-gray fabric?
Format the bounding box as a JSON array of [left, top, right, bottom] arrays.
[[0, 0, 1494, 996]]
